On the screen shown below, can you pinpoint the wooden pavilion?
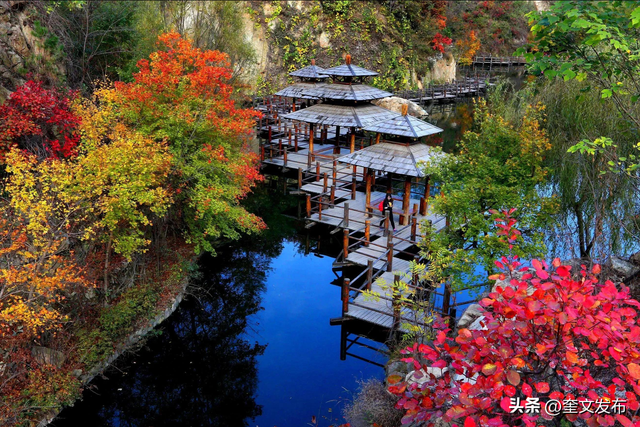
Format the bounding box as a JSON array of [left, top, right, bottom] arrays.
[[283, 55, 398, 154], [274, 59, 328, 111], [338, 104, 444, 225]]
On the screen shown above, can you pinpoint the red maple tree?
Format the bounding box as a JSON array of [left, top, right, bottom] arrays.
[[0, 80, 80, 161]]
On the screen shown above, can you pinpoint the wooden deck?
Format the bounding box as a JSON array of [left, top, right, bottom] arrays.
[[255, 94, 451, 332], [306, 188, 446, 331], [345, 271, 430, 332]]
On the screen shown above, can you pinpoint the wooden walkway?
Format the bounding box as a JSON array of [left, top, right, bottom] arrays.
[[394, 77, 491, 105], [254, 93, 454, 333], [472, 55, 526, 67]]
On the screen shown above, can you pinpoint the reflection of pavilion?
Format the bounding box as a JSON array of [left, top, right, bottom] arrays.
[[259, 56, 468, 333]]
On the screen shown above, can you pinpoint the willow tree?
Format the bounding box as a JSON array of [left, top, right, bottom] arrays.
[[519, 0, 640, 260]]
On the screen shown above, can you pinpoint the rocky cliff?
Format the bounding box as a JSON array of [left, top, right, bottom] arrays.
[[0, 1, 65, 102]]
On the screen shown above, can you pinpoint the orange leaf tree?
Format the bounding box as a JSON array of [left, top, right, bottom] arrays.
[[97, 32, 265, 253]]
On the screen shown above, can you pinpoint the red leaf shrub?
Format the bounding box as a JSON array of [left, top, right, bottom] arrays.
[[390, 256, 640, 426], [0, 80, 80, 161]]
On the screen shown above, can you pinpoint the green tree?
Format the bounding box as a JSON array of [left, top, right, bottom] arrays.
[[421, 99, 556, 291]]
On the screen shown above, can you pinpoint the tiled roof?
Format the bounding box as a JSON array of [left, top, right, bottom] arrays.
[[337, 142, 445, 177], [283, 103, 400, 128], [274, 83, 325, 99], [300, 83, 392, 101], [289, 65, 330, 79], [363, 114, 443, 138], [323, 64, 379, 77]]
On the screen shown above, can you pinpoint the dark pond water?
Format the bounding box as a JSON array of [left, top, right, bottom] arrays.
[[54, 187, 388, 427]]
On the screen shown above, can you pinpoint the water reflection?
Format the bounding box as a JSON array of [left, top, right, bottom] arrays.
[[54, 184, 385, 427], [54, 244, 275, 427]]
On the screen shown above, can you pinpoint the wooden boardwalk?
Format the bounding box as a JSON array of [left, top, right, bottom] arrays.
[[306, 187, 446, 331], [255, 92, 453, 332], [394, 77, 491, 105]]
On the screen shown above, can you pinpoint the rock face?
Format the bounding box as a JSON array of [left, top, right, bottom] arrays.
[[606, 256, 640, 279], [31, 346, 65, 368], [372, 96, 429, 118], [0, 1, 65, 102], [423, 53, 457, 84]]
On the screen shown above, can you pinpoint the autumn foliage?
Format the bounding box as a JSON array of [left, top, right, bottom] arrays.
[[0, 80, 80, 161], [456, 30, 481, 66], [0, 32, 265, 423], [99, 31, 265, 252], [390, 218, 640, 426]]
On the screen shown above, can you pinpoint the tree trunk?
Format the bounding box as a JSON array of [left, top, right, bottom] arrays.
[[103, 231, 113, 301]]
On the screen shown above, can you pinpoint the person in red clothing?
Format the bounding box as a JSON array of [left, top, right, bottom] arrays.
[[379, 192, 395, 231]]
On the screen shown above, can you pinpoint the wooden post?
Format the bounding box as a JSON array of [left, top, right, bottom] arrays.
[[443, 283, 451, 318], [343, 229, 349, 258], [420, 197, 426, 216], [393, 274, 401, 329], [351, 176, 356, 200], [384, 210, 389, 235], [364, 220, 370, 247], [365, 169, 372, 214], [413, 203, 418, 215], [283, 146, 288, 167], [375, 133, 381, 145], [268, 125, 272, 143], [323, 173, 328, 193], [330, 184, 335, 205], [288, 127, 292, 146], [332, 160, 337, 183], [366, 259, 373, 291], [260, 144, 265, 162], [387, 227, 394, 272], [306, 194, 311, 217], [298, 167, 303, 189], [335, 125, 341, 146], [423, 176, 431, 215], [411, 216, 417, 241], [316, 161, 321, 181], [342, 277, 350, 316], [318, 197, 323, 220], [309, 123, 315, 153], [402, 176, 411, 226], [294, 124, 299, 151], [349, 128, 356, 153], [344, 202, 350, 228]]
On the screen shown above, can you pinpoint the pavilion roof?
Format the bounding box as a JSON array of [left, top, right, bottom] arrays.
[[337, 142, 445, 177], [289, 64, 329, 79], [300, 83, 392, 101], [323, 63, 378, 77], [274, 82, 325, 99], [363, 114, 443, 138], [283, 103, 399, 128]]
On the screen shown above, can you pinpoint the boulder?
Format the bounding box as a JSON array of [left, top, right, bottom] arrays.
[[372, 96, 428, 119], [32, 346, 65, 368], [605, 256, 640, 279], [456, 302, 483, 330], [629, 251, 640, 267]]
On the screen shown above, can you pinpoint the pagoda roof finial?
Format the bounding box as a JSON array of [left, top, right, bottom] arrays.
[[345, 54, 352, 65], [402, 104, 409, 116]]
